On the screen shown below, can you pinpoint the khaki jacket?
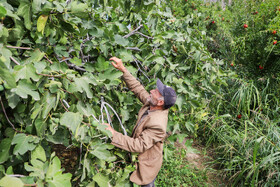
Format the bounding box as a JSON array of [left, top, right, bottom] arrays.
[[111, 71, 168, 185]]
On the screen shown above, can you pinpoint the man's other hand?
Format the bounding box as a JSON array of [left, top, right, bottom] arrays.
[[103, 123, 115, 136], [109, 57, 127, 73]]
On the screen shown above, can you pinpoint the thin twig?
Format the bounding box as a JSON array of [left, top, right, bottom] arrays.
[[59, 57, 71, 62], [44, 55, 53, 64], [80, 43, 85, 63], [66, 63, 86, 72], [135, 31, 153, 40], [133, 58, 150, 82], [7, 174, 26, 178], [79, 142, 82, 169], [126, 47, 141, 51], [24, 184, 37, 187], [10, 57, 20, 65], [135, 58, 150, 71], [62, 99, 70, 108], [124, 24, 143, 38], [6, 46, 31, 50], [0, 96, 18, 132], [60, 99, 69, 112]]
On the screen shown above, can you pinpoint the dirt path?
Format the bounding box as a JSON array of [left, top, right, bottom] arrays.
[[175, 139, 226, 186]]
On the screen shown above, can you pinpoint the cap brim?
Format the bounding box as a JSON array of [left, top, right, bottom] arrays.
[[156, 78, 165, 96]]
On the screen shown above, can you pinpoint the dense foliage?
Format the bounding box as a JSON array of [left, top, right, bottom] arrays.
[[0, 0, 231, 186], [0, 0, 279, 186], [198, 0, 280, 186]]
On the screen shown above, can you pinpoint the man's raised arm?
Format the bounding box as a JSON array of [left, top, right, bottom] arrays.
[[110, 57, 149, 104]]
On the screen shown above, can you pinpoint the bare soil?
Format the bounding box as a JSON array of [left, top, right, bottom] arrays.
[[175, 138, 227, 187]]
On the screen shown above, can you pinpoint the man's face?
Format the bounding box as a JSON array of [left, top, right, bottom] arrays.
[[148, 88, 163, 106]]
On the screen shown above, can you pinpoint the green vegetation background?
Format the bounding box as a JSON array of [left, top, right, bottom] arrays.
[[0, 0, 279, 186]]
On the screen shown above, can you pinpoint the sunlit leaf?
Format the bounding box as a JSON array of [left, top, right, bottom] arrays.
[[37, 15, 48, 34], [12, 80, 40, 100], [0, 5, 7, 18], [0, 176, 24, 187], [12, 133, 40, 155], [46, 157, 72, 187], [0, 58, 16, 88], [60, 112, 83, 134]]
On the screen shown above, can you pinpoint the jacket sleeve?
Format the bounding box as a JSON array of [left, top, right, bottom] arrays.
[[111, 123, 166, 153], [122, 71, 150, 104]]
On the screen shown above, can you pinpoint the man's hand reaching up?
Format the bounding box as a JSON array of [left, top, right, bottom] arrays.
[[109, 57, 127, 73]]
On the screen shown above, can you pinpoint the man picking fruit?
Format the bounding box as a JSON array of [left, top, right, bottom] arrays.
[[104, 57, 177, 187]]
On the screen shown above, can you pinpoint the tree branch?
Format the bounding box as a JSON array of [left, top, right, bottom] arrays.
[[0, 96, 19, 132], [59, 57, 71, 62], [66, 63, 86, 72], [124, 24, 153, 39], [10, 57, 20, 65], [7, 174, 26, 178], [44, 55, 53, 64], [133, 58, 150, 82], [126, 47, 141, 51], [6, 46, 31, 50], [135, 31, 153, 40], [124, 24, 143, 38], [24, 184, 37, 187], [60, 99, 69, 112]]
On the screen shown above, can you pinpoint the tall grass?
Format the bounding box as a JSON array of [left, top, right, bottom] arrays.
[[199, 78, 280, 186]]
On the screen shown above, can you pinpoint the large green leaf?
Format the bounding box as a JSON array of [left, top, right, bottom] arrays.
[[99, 69, 122, 82], [115, 166, 135, 185], [0, 138, 12, 164], [0, 5, 7, 18], [44, 80, 62, 93], [32, 145, 46, 162], [17, 2, 31, 30], [60, 112, 83, 134], [74, 74, 97, 98], [6, 91, 20, 109], [54, 45, 69, 57], [175, 95, 184, 111], [90, 144, 116, 162], [46, 156, 72, 187], [12, 133, 40, 155], [0, 57, 16, 88], [71, 1, 88, 13], [24, 49, 45, 64], [77, 101, 95, 116], [41, 92, 56, 118], [0, 46, 12, 67], [117, 49, 134, 62], [92, 173, 110, 187], [69, 57, 82, 66], [11, 79, 40, 100], [14, 64, 40, 82], [32, 0, 43, 13], [0, 176, 24, 187], [114, 34, 129, 46], [94, 56, 109, 72], [24, 145, 47, 180], [37, 15, 48, 33]]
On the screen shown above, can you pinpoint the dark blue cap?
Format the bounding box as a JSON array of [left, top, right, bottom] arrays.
[[156, 79, 177, 109]]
